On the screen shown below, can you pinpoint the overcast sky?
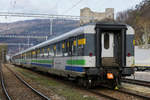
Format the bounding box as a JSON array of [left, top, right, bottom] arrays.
[[0, 0, 143, 22]]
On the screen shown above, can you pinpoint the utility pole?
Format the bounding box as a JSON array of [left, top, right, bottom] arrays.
[[50, 19, 53, 37], [19, 43, 21, 52], [46, 36, 48, 40], [28, 36, 30, 48]]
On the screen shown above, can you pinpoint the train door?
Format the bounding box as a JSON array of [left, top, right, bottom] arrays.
[[102, 33, 114, 57], [101, 32, 119, 66], [95, 23, 127, 67], [101, 32, 123, 67]]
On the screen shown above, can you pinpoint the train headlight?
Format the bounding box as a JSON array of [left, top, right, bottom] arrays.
[[107, 73, 114, 79]]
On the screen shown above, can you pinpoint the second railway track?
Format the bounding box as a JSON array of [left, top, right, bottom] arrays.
[[122, 78, 150, 88], [0, 64, 51, 100], [88, 87, 150, 100]]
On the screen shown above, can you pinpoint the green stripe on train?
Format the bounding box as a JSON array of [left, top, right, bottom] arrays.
[[31, 60, 53, 64], [19, 59, 26, 62], [67, 59, 85, 65]]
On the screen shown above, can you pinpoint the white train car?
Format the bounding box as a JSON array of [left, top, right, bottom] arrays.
[[11, 22, 135, 88]]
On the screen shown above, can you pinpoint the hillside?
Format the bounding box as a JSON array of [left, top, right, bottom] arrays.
[[116, 0, 150, 45], [0, 19, 79, 54], [0, 19, 79, 35]]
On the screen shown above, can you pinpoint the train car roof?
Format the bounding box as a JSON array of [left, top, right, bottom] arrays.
[[95, 22, 127, 30]]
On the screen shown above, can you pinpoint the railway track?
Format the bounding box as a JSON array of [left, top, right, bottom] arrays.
[[0, 64, 51, 100], [10, 64, 150, 100], [0, 64, 11, 100], [88, 87, 150, 100], [88, 89, 119, 100], [117, 89, 150, 100], [122, 78, 150, 87], [95, 83, 150, 100]]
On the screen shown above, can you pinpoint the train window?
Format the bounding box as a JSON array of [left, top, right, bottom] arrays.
[[57, 42, 63, 56], [56, 43, 59, 56], [62, 41, 65, 56], [43, 47, 49, 58], [37, 49, 40, 58], [42, 48, 45, 57], [27, 52, 29, 59], [29, 52, 31, 59], [77, 34, 85, 56], [72, 37, 77, 56], [53, 45, 56, 56], [63, 40, 69, 56], [32, 50, 36, 59], [47, 47, 50, 57], [104, 33, 109, 49], [38, 48, 43, 58], [68, 39, 72, 56], [48, 46, 52, 57]]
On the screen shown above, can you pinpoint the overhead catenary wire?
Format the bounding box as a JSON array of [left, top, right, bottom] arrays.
[[63, 0, 85, 14]]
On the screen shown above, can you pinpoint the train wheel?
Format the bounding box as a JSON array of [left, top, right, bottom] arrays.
[[77, 78, 83, 87], [77, 78, 93, 88]]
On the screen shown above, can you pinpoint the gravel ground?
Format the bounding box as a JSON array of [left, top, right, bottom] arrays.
[[2, 64, 43, 100], [127, 71, 150, 82], [93, 87, 145, 100], [122, 83, 150, 96]]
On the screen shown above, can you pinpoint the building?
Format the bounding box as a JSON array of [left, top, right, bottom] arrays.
[[80, 7, 114, 25]]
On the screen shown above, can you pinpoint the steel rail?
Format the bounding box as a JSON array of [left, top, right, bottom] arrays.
[[101, 84, 150, 100], [122, 78, 150, 87], [0, 64, 12, 100], [5, 64, 51, 100], [88, 90, 119, 100], [117, 89, 150, 100]]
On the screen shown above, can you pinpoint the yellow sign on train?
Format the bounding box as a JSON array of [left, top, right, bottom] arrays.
[[133, 40, 136, 45], [78, 38, 86, 45], [32, 51, 36, 55], [62, 43, 65, 48], [73, 40, 77, 46], [47, 48, 50, 51], [67, 42, 69, 47], [54, 45, 56, 50]]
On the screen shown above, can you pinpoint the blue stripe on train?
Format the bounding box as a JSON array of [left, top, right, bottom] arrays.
[[65, 66, 84, 72], [31, 63, 52, 68]]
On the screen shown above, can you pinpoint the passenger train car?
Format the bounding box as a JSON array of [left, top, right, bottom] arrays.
[[11, 22, 135, 88]]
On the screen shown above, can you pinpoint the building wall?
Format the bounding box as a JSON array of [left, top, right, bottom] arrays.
[[80, 7, 114, 25]]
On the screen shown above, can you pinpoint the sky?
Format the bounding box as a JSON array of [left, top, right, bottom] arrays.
[[0, 0, 143, 22]]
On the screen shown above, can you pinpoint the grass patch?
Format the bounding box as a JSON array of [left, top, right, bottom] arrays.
[[14, 67, 97, 100]]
